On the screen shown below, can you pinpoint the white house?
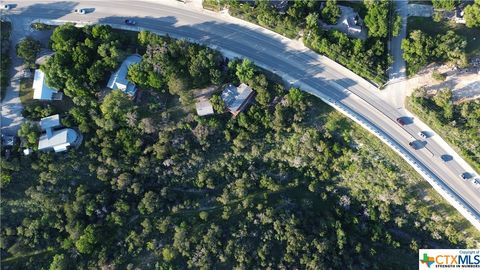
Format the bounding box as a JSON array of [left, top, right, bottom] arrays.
[[38, 115, 81, 152], [33, 69, 63, 100], [107, 54, 142, 96], [38, 128, 80, 152]]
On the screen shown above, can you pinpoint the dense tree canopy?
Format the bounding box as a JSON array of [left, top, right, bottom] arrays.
[[464, 0, 480, 28], [402, 30, 467, 75], [364, 0, 390, 38], [5, 24, 479, 270], [16, 36, 41, 68]]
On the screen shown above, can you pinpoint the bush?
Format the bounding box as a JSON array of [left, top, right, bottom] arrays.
[[31, 22, 55, 31], [432, 70, 446, 81]]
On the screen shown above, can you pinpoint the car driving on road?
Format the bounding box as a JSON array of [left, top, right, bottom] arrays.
[[74, 8, 86, 14], [396, 117, 405, 126], [460, 173, 470, 180], [125, 19, 136, 25], [418, 131, 427, 139]]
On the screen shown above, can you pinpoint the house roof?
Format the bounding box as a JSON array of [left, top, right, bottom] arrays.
[[38, 128, 78, 152], [195, 99, 214, 116], [107, 54, 142, 96], [40, 114, 61, 131], [33, 69, 58, 100], [221, 83, 254, 113]]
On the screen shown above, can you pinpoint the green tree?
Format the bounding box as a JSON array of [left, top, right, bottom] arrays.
[[210, 94, 225, 113], [49, 254, 67, 270], [235, 59, 255, 83], [401, 30, 435, 75], [17, 122, 40, 148], [432, 0, 457, 11], [392, 14, 402, 37], [321, 0, 341, 25], [364, 0, 390, 38], [16, 37, 41, 68], [464, 0, 480, 28], [75, 225, 98, 254]]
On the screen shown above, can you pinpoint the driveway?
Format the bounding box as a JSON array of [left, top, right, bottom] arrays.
[[0, 16, 53, 136]]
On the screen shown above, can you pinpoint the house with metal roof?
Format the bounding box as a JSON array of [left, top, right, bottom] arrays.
[[33, 69, 63, 100], [38, 115, 82, 153], [221, 83, 255, 116], [107, 54, 142, 96]]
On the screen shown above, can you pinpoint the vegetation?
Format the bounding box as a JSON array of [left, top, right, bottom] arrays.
[[407, 88, 480, 170], [321, 0, 341, 25], [431, 69, 446, 81], [205, 0, 398, 85], [431, 0, 457, 11], [402, 30, 467, 75], [1, 21, 11, 100], [364, 0, 390, 38], [3, 24, 480, 269], [30, 22, 55, 31], [16, 37, 41, 68], [408, 16, 480, 57], [464, 0, 480, 28]]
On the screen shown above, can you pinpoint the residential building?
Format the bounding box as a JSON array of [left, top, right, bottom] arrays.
[[38, 115, 82, 153], [221, 83, 255, 116], [107, 54, 142, 96], [33, 69, 63, 100], [195, 99, 214, 116]]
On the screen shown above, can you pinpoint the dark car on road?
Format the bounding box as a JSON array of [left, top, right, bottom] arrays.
[[396, 117, 406, 126], [460, 173, 470, 180], [125, 19, 136, 25], [441, 154, 453, 162]]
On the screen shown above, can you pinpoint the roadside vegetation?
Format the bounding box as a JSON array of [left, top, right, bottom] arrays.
[[2, 24, 479, 269], [204, 0, 400, 85], [407, 88, 480, 171], [1, 20, 11, 100], [403, 0, 480, 76]]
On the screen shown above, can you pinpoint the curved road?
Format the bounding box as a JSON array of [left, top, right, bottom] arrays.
[[3, 0, 480, 229]]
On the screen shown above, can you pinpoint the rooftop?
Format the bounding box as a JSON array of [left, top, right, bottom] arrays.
[[33, 69, 59, 100], [40, 114, 61, 131], [38, 128, 79, 152], [221, 83, 254, 114], [107, 54, 142, 96], [195, 99, 214, 116]]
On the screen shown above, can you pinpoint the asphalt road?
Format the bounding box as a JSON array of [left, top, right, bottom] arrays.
[[3, 0, 480, 228]]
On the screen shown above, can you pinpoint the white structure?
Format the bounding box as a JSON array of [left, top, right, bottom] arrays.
[[38, 128, 80, 152], [196, 99, 214, 116], [341, 16, 362, 34], [107, 54, 142, 96], [40, 114, 61, 137], [33, 69, 62, 100], [38, 115, 81, 152], [221, 83, 255, 116]]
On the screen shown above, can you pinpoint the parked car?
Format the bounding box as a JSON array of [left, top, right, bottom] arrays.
[[1, 4, 11, 10], [396, 117, 405, 126], [125, 19, 136, 25], [74, 8, 86, 14], [418, 131, 427, 139]]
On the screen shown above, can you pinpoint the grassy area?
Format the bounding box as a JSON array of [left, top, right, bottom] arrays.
[[19, 78, 34, 106], [408, 16, 480, 57]]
